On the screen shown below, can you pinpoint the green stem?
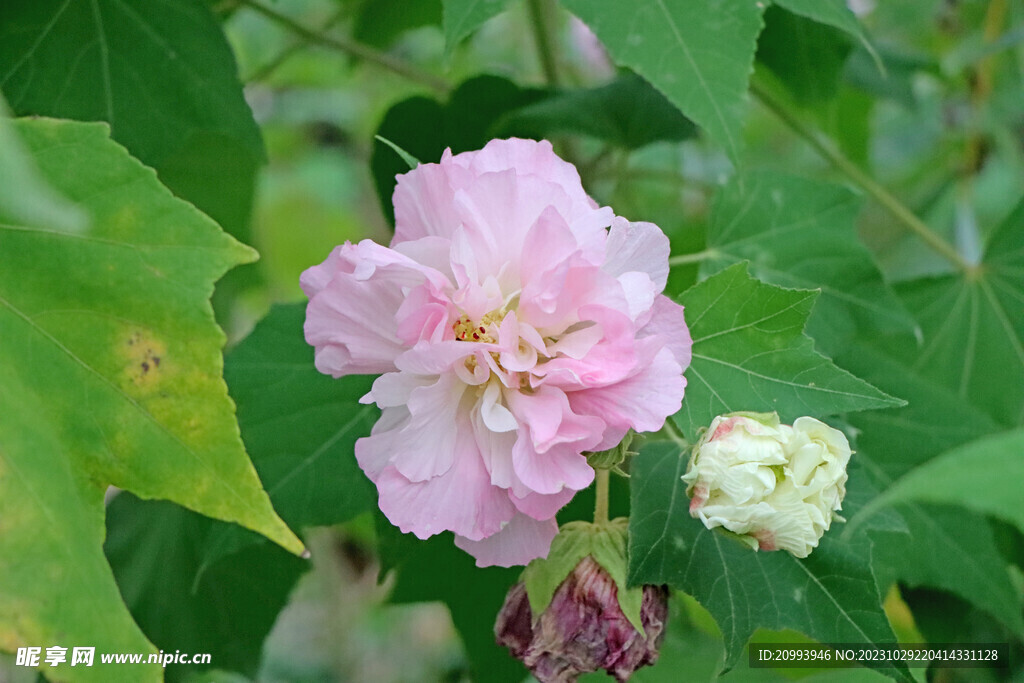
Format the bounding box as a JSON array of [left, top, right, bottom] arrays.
[[238, 0, 452, 95], [750, 81, 972, 273], [526, 0, 561, 86], [594, 468, 610, 526], [668, 248, 719, 267]]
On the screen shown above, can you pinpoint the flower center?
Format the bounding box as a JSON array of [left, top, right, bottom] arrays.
[[452, 310, 503, 343]]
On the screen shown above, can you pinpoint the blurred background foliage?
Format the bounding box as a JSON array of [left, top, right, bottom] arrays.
[[2, 0, 1023, 680]]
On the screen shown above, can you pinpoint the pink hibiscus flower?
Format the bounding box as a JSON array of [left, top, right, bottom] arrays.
[[302, 138, 691, 567]]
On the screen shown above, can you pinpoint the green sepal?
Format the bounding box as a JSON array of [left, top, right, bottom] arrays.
[[521, 519, 646, 635], [586, 430, 638, 470]]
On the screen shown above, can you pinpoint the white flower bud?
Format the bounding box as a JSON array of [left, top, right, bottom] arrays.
[[682, 412, 851, 558]]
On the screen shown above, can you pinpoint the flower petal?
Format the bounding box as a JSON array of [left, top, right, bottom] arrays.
[[375, 417, 516, 541], [387, 373, 467, 482], [568, 345, 685, 434], [640, 295, 693, 371], [302, 240, 449, 376], [602, 217, 670, 291], [455, 514, 558, 567]]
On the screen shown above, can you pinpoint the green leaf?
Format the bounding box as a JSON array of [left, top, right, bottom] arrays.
[[756, 6, 853, 105], [560, 0, 764, 160], [442, 0, 513, 54], [891, 199, 1024, 426], [703, 172, 916, 352], [201, 303, 378, 568], [0, 119, 300, 679], [104, 493, 307, 681], [497, 71, 696, 149], [371, 75, 547, 225], [868, 503, 1024, 639], [0, 102, 86, 233], [0, 369, 156, 681], [0, 0, 263, 239], [838, 346, 1024, 640], [673, 263, 903, 440], [628, 442, 908, 679], [355, 0, 441, 48], [771, 0, 879, 71], [856, 429, 1024, 540], [840, 343, 1000, 480], [374, 135, 421, 170]]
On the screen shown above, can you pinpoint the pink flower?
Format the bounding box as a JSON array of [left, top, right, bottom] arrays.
[[302, 139, 691, 567]]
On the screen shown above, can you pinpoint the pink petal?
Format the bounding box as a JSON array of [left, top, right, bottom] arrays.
[[388, 374, 467, 482], [455, 514, 558, 567], [532, 304, 637, 389], [568, 345, 686, 434], [603, 217, 670, 290], [511, 438, 595, 495], [511, 487, 577, 520], [392, 155, 467, 244], [640, 295, 693, 371], [451, 171, 584, 288], [304, 279, 406, 376], [506, 384, 605, 454], [374, 418, 516, 541], [354, 406, 408, 480], [362, 371, 432, 408], [302, 240, 449, 376], [471, 399, 518, 488], [395, 285, 454, 345]]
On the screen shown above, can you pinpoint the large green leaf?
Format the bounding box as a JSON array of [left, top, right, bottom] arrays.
[[497, 71, 696, 150], [0, 119, 300, 680], [892, 200, 1024, 427], [869, 502, 1024, 639], [771, 0, 876, 64], [839, 345, 1024, 639], [756, 6, 852, 106], [0, 0, 263, 239], [856, 429, 1024, 540], [442, 0, 513, 54], [839, 344, 1000, 480], [560, 0, 764, 160], [703, 172, 916, 352], [104, 493, 307, 682], [0, 102, 85, 233], [628, 442, 908, 679], [201, 303, 378, 568], [355, 0, 442, 48], [673, 263, 902, 440]]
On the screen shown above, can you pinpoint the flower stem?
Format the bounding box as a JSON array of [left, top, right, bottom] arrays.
[[594, 468, 610, 526], [749, 81, 972, 273], [668, 248, 719, 267], [526, 0, 561, 87], [237, 0, 452, 95]]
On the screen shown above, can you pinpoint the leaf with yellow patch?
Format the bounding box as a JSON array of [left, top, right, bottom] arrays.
[[0, 118, 301, 681]]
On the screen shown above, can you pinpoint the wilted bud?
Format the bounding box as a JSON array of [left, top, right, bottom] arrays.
[[682, 412, 851, 558], [495, 556, 669, 682]]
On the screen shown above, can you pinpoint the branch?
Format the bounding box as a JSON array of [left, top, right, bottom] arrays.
[[238, 0, 452, 95], [750, 81, 972, 273]]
